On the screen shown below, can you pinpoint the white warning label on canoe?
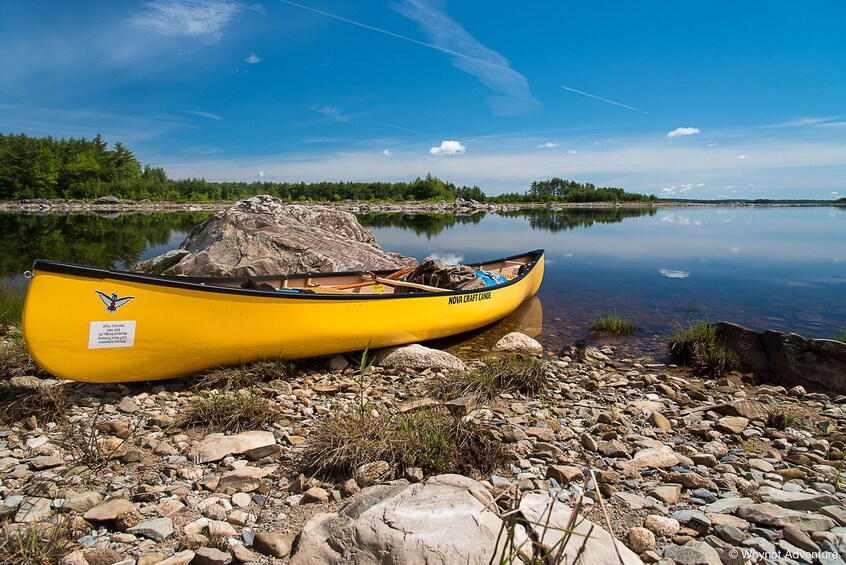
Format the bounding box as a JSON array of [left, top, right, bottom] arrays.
[[88, 321, 136, 349]]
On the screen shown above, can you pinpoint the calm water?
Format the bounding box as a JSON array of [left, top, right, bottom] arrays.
[[4, 206, 844, 357]]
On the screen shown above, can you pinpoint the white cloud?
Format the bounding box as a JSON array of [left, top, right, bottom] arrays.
[[537, 142, 559, 149], [666, 127, 701, 138], [382, 149, 392, 156], [567, 150, 577, 154], [707, 142, 719, 147], [258, 170, 265, 177], [736, 155, 748, 159], [659, 269, 690, 279], [832, 192, 840, 195], [186, 110, 223, 120], [129, 0, 244, 41], [429, 140, 466, 155], [317, 106, 350, 122], [245, 52, 261, 64], [392, 0, 540, 115]]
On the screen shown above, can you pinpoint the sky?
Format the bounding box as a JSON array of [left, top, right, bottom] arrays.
[[1, 1, 844, 199]]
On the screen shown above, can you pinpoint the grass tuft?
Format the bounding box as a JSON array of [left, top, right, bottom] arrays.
[[0, 382, 71, 426], [0, 279, 26, 331], [193, 358, 293, 392], [430, 353, 547, 401], [0, 521, 81, 565], [766, 408, 801, 431], [178, 390, 282, 433], [835, 330, 846, 343], [298, 406, 510, 479], [589, 310, 638, 336], [668, 319, 738, 378]]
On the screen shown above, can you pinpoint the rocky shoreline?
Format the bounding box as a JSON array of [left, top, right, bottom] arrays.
[[2, 333, 846, 564], [0, 197, 833, 217]]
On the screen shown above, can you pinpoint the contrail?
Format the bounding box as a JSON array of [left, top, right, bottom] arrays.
[[561, 85, 647, 114], [278, 0, 512, 73]]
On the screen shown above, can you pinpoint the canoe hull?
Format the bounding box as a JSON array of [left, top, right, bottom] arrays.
[[23, 251, 544, 382]]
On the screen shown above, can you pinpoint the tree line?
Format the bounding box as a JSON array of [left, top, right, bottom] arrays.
[[0, 133, 656, 203]]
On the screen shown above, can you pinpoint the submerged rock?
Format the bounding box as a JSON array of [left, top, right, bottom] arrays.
[[134, 195, 416, 276]]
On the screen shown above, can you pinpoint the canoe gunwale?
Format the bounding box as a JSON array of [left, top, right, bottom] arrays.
[[29, 249, 544, 301]]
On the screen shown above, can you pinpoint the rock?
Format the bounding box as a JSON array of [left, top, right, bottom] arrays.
[[546, 465, 583, 485], [628, 527, 655, 554], [663, 540, 722, 565], [127, 517, 174, 542], [747, 458, 774, 473], [215, 467, 265, 494], [188, 431, 276, 463], [14, 496, 52, 522], [600, 439, 632, 458], [136, 196, 415, 276], [84, 499, 135, 522], [520, 492, 643, 564], [29, 455, 64, 470], [647, 484, 681, 504], [493, 332, 543, 355], [820, 505, 846, 526], [617, 445, 683, 473], [648, 411, 672, 431], [253, 532, 296, 558], [192, 547, 233, 565], [712, 399, 768, 420], [715, 416, 749, 434], [445, 395, 477, 417], [782, 524, 821, 553], [715, 321, 846, 394], [58, 550, 88, 565], [153, 550, 195, 565], [292, 475, 532, 564], [354, 460, 391, 487], [736, 503, 838, 531], [373, 344, 466, 372], [302, 487, 330, 504], [404, 467, 424, 483], [758, 486, 840, 511], [83, 548, 124, 565], [116, 396, 140, 413], [643, 515, 680, 537]]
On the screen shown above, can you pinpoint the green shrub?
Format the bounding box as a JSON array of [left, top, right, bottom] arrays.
[[668, 319, 738, 378], [178, 390, 282, 432], [298, 406, 509, 479], [589, 310, 638, 336], [430, 353, 547, 401]]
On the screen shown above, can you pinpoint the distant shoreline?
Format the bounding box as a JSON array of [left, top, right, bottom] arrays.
[[0, 197, 840, 215]]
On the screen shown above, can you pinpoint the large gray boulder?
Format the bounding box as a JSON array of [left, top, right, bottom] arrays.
[[290, 474, 530, 564], [135, 195, 416, 276], [715, 322, 846, 394]]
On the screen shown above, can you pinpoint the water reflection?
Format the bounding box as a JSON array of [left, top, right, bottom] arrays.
[[0, 212, 212, 276], [356, 212, 485, 239], [498, 207, 657, 232]]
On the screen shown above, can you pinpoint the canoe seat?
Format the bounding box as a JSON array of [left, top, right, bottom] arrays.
[[310, 286, 354, 294]]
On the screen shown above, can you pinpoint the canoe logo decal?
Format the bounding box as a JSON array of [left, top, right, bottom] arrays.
[[95, 291, 135, 312]]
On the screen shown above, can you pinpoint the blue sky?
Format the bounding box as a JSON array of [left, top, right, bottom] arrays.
[[1, 1, 844, 198]]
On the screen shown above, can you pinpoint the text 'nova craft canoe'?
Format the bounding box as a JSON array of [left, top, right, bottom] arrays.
[[22, 250, 544, 383]]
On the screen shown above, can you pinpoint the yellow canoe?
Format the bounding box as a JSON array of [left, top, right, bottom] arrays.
[[22, 250, 544, 383]]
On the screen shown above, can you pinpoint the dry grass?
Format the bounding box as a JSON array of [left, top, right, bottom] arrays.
[[429, 353, 547, 401], [59, 405, 139, 471], [0, 327, 48, 382], [192, 358, 295, 391], [0, 382, 71, 426], [0, 520, 82, 565], [177, 390, 282, 433], [299, 406, 511, 480]]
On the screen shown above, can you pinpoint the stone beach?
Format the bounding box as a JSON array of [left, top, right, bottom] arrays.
[[2, 334, 846, 564]]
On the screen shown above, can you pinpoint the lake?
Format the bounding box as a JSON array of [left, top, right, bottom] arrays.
[[3, 206, 844, 358]]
